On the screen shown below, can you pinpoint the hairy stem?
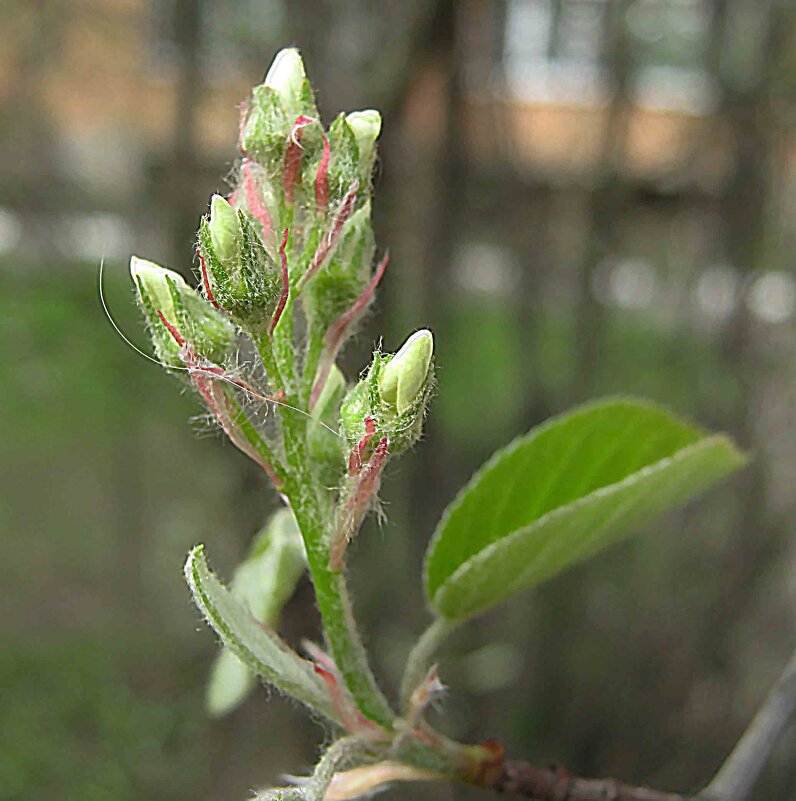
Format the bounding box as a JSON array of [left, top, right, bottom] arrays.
[[278, 397, 394, 728], [256, 333, 286, 397], [306, 735, 375, 799]]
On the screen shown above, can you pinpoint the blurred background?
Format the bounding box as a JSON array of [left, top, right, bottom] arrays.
[[3, 1, 796, 799]]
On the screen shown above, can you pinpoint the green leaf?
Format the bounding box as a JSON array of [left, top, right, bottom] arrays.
[[206, 509, 307, 716], [424, 398, 746, 621], [185, 545, 336, 722]]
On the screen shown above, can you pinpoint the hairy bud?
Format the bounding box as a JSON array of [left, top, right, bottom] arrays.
[[263, 48, 312, 120], [378, 330, 434, 415], [130, 256, 236, 368], [340, 331, 434, 456], [240, 49, 318, 169], [345, 109, 381, 175], [198, 203, 282, 327], [209, 194, 241, 264]]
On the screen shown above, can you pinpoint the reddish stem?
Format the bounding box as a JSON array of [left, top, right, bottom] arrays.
[[269, 228, 290, 336], [242, 158, 273, 240], [313, 663, 385, 738], [156, 310, 186, 347], [196, 248, 224, 311], [296, 181, 359, 292], [315, 132, 330, 213], [330, 436, 388, 571], [348, 417, 376, 476], [310, 252, 388, 410], [283, 115, 314, 205]]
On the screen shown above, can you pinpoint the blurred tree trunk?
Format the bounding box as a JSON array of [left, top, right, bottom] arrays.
[[571, 0, 632, 402], [166, 0, 203, 267], [707, 0, 790, 678]]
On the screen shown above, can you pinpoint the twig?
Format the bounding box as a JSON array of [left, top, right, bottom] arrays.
[[699, 647, 796, 801], [490, 645, 796, 801], [493, 761, 687, 801]]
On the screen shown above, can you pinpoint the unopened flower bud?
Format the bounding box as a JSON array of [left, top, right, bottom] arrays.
[[130, 256, 175, 317], [345, 110, 381, 173], [378, 329, 434, 415], [240, 50, 317, 167], [264, 48, 309, 119], [209, 194, 241, 264], [198, 204, 282, 327], [131, 256, 236, 369]]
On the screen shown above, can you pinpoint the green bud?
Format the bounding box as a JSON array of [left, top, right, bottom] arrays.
[[240, 84, 289, 163], [340, 337, 434, 457], [239, 49, 317, 166], [130, 256, 175, 318], [345, 110, 381, 173], [326, 113, 361, 204], [198, 209, 282, 327], [209, 194, 240, 264], [264, 48, 310, 119], [379, 329, 434, 415], [130, 256, 236, 369]]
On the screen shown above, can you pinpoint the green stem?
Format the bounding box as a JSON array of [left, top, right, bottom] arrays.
[[308, 735, 376, 799], [301, 325, 324, 406], [400, 617, 457, 710], [255, 333, 285, 397], [276, 384, 393, 727], [287, 473, 394, 728], [272, 295, 297, 393]]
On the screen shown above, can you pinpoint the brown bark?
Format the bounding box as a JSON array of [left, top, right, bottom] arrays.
[[494, 761, 687, 801]]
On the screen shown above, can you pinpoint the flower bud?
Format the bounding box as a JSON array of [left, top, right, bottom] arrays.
[[325, 113, 361, 205], [340, 333, 434, 457], [240, 49, 318, 164], [345, 110, 381, 173], [198, 206, 282, 327], [378, 329, 434, 415], [131, 256, 236, 369], [209, 194, 240, 264], [263, 48, 309, 119]]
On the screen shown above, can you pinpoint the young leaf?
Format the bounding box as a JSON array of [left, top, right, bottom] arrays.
[[185, 545, 337, 722], [206, 509, 307, 716], [424, 398, 746, 621]]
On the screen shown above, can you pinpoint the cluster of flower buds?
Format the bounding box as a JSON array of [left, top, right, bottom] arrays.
[[130, 48, 435, 579]]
